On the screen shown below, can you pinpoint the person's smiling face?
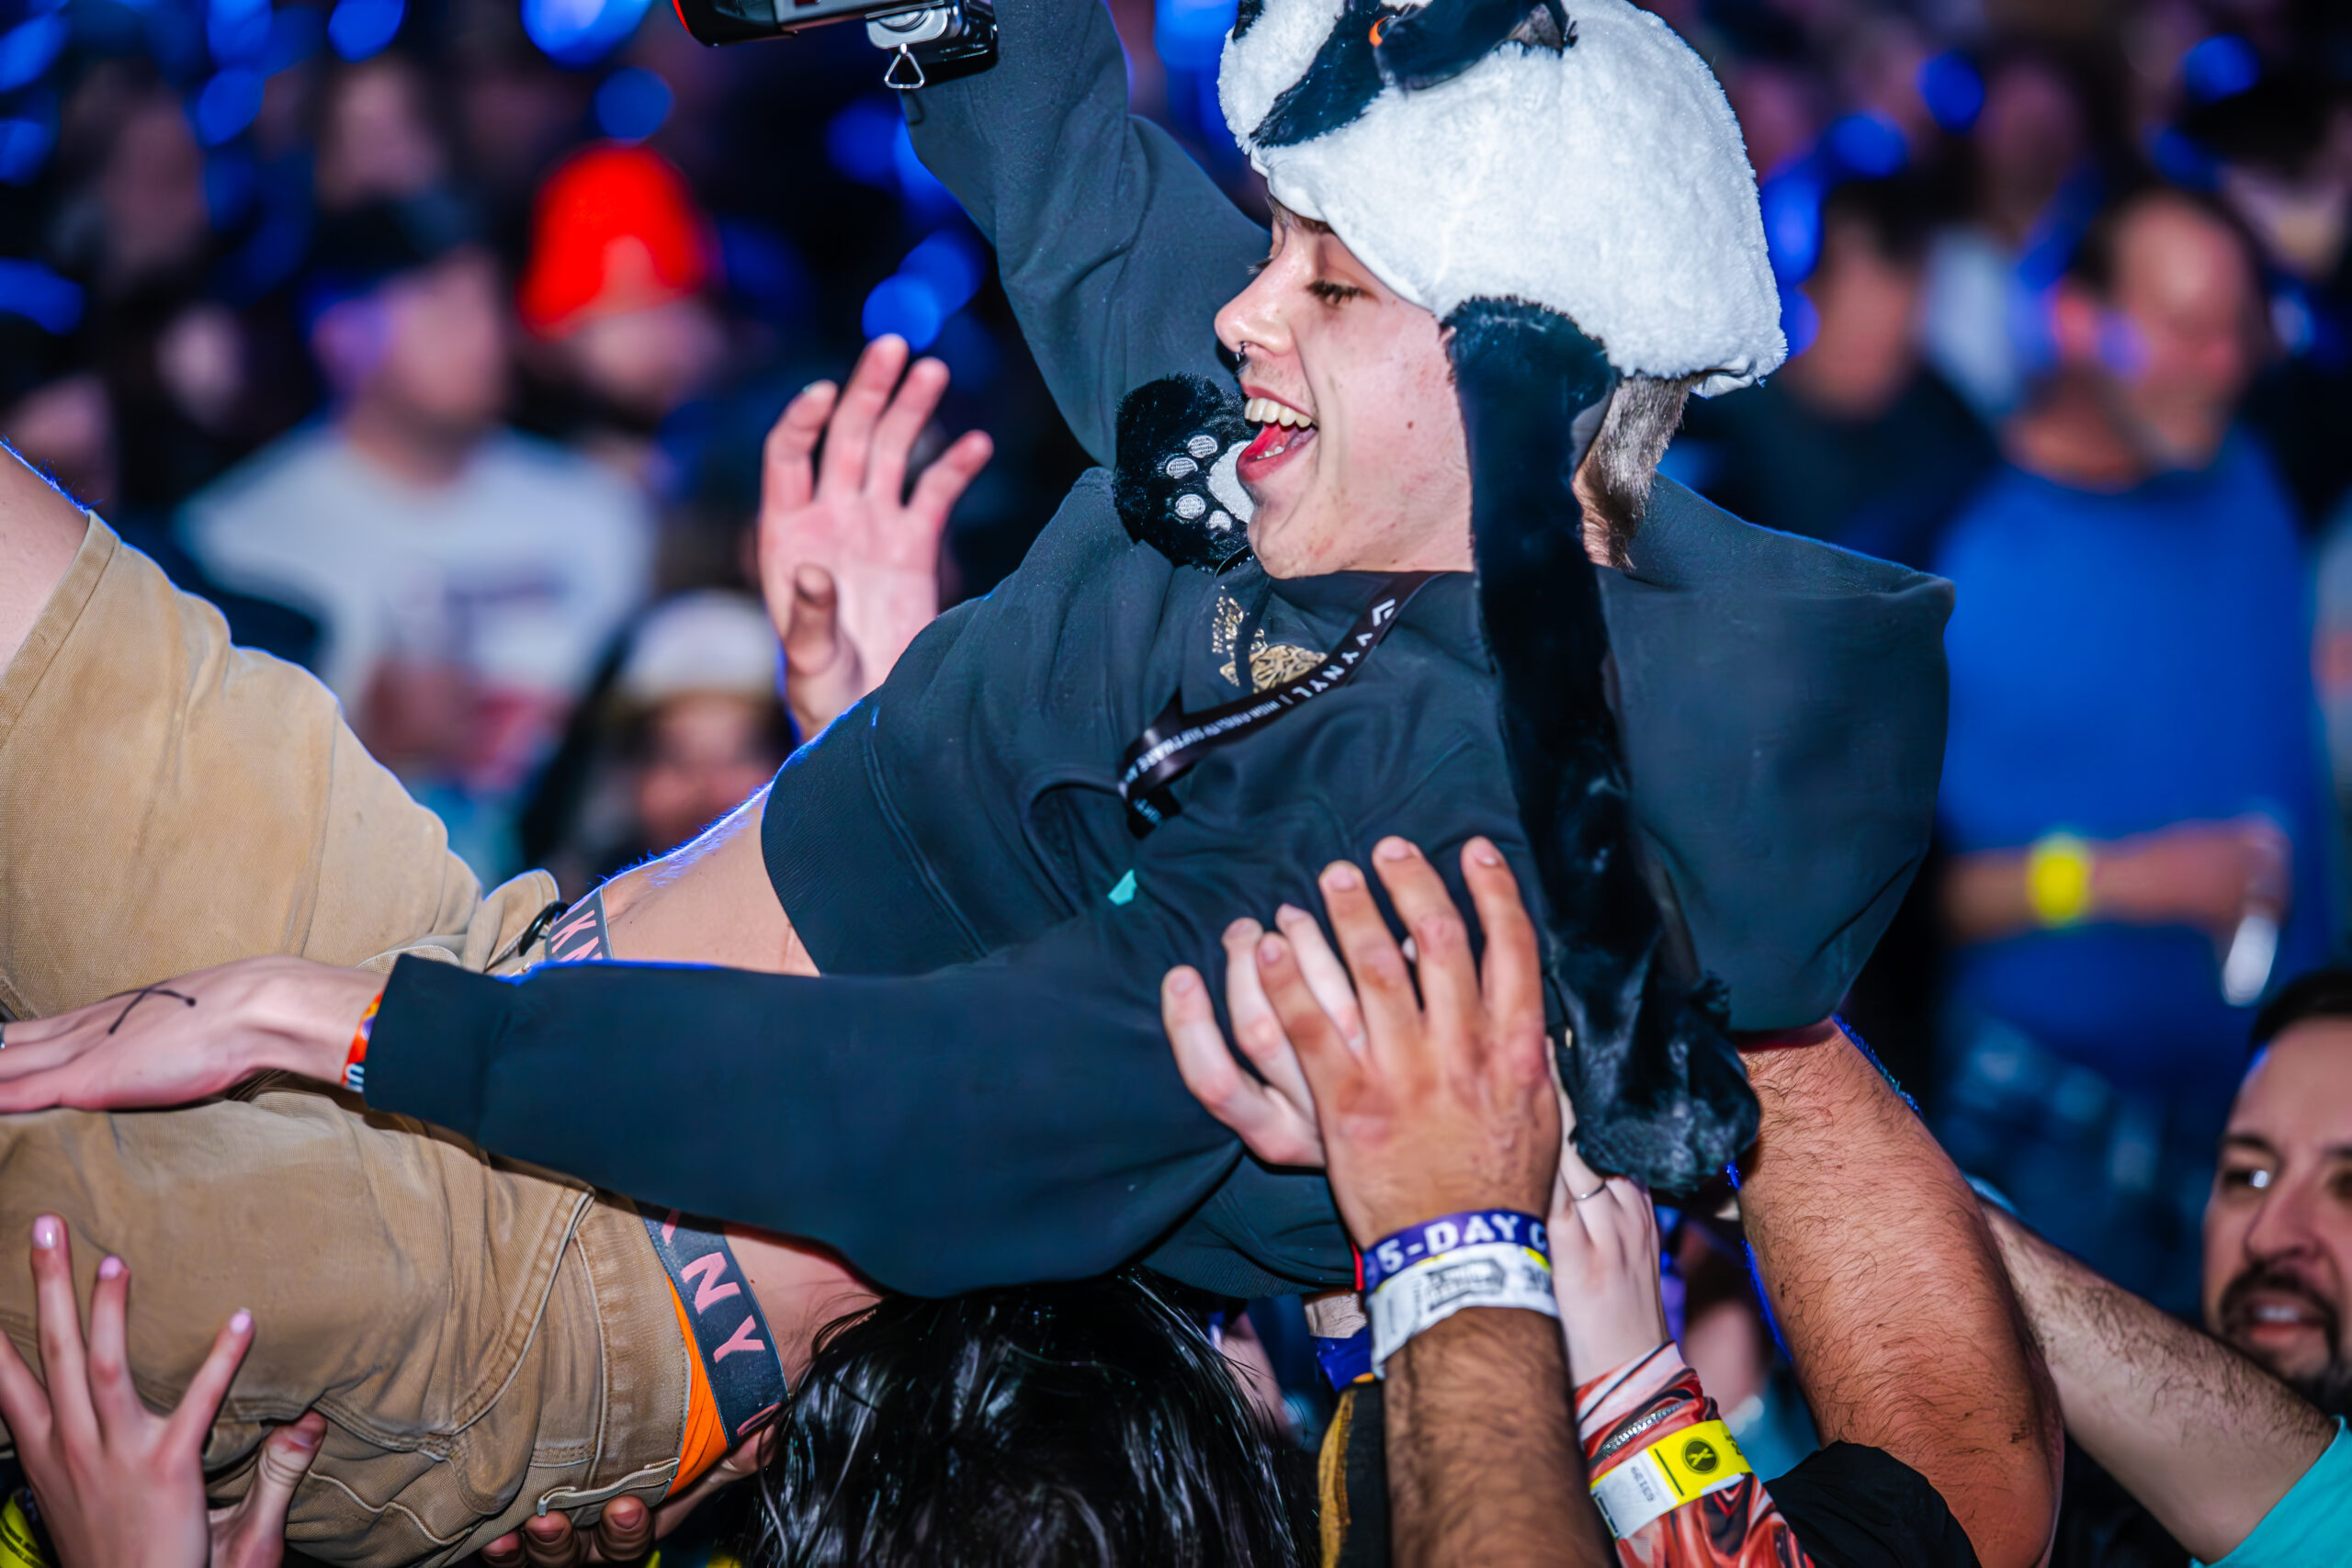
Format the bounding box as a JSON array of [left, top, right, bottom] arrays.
[[2203, 1021, 2352, 1416], [1213, 207, 1472, 579]]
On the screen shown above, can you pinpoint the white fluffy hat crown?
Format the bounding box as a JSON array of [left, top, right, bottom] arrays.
[[1219, 0, 1785, 394]]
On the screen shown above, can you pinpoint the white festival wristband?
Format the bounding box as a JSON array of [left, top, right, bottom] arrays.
[[1367, 1240, 1559, 1375]]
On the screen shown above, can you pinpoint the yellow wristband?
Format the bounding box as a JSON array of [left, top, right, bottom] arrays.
[[2025, 832, 2095, 928], [0, 1493, 51, 1568], [1589, 1419, 1751, 1539]]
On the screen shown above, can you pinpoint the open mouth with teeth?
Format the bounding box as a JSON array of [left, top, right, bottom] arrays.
[[1239, 395, 1319, 479]]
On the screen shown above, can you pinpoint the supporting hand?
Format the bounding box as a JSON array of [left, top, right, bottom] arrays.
[[1192, 835, 1556, 1242], [1547, 1123, 1668, 1383], [756, 334, 993, 739], [0, 1217, 324, 1568], [0, 958, 379, 1113], [478, 1432, 766, 1565]]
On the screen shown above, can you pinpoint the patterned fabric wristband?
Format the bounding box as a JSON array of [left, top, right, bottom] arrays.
[[342, 993, 382, 1095]]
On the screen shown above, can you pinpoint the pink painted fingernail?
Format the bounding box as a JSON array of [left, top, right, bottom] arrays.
[[97, 1256, 123, 1280], [1469, 839, 1503, 866], [230, 1310, 252, 1335], [1168, 970, 1199, 996], [1374, 837, 1413, 862], [1259, 934, 1286, 965], [1322, 863, 1361, 892], [31, 1217, 58, 1251]]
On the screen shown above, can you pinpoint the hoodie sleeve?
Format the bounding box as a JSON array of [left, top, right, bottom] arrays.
[[361, 700, 1510, 1300], [900, 0, 1266, 464]]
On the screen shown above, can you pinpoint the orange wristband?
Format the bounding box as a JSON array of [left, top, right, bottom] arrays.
[[343, 993, 382, 1094]]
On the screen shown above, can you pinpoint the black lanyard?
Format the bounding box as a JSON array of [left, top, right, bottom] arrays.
[[1118, 573, 1434, 835]]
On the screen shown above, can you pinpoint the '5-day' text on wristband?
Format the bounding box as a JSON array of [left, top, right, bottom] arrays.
[[342, 992, 382, 1095], [1364, 1210, 1556, 1375], [1362, 1209, 1549, 1293]]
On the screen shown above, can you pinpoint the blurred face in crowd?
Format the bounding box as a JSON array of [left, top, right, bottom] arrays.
[[561, 296, 728, 423], [1973, 58, 2086, 243], [1788, 215, 1923, 420], [315, 57, 448, 212], [2066, 197, 2261, 472], [98, 96, 209, 291], [1214, 208, 1471, 579], [2202, 1021, 2352, 1417], [317, 248, 509, 441], [635, 692, 787, 853]]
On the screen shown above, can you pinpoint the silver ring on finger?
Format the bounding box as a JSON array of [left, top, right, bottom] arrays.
[[1569, 1182, 1607, 1203]]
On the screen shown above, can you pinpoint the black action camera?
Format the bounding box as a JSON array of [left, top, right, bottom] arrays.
[[671, 0, 997, 90]]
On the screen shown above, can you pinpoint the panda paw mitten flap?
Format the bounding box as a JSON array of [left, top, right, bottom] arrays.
[[1114, 374, 1257, 571], [1446, 298, 1757, 1192]]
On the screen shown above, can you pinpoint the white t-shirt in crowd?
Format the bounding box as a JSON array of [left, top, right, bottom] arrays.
[[183, 423, 654, 793]]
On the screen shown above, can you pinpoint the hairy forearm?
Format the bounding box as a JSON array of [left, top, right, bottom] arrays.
[[1385, 1308, 1608, 1568], [1737, 1029, 2061, 1568], [1990, 1207, 2331, 1560]]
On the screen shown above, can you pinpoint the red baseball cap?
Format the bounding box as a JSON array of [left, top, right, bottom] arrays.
[[519, 142, 717, 337]]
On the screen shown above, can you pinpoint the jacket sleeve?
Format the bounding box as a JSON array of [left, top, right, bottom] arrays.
[[362, 727, 1494, 1299], [902, 0, 1265, 463]]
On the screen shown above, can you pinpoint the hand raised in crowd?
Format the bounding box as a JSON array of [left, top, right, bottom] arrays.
[[756, 333, 994, 740], [1548, 1121, 1669, 1383], [0, 1217, 324, 1568], [1167, 837, 1672, 1382], [1168, 837, 1605, 1567]]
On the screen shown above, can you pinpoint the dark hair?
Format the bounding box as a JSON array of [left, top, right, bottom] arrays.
[[1818, 175, 1941, 271], [750, 1270, 1303, 1568], [2250, 967, 2352, 1055]]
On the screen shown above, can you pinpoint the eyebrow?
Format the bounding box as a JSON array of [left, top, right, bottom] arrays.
[[2220, 1133, 2352, 1161], [1266, 198, 1332, 237]]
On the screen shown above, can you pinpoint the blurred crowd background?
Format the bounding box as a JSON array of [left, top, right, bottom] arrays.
[[2, 0, 2350, 1483]]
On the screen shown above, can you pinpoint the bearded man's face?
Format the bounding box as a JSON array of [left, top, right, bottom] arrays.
[[2202, 1021, 2352, 1416]]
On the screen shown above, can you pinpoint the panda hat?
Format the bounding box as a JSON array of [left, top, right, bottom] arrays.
[[1219, 0, 1783, 396]]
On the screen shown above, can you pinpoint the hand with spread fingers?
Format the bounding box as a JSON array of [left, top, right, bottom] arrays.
[[0, 1216, 325, 1568], [756, 333, 994, 741], [1165, 834, 1559, 1242]]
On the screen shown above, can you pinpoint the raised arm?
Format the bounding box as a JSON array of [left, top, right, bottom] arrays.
[[1734, 1025, 2062, 1568], [1987, 1205, 2335, 1562], [903, 0, 1264, 461]]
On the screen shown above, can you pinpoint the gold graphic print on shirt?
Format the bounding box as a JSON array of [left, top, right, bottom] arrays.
[[1210, 590, 1323, 694]]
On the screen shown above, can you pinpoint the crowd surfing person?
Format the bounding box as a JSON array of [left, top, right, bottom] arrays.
[[0, 843, 2052, 1568], [0, 0, 2015, 1559]]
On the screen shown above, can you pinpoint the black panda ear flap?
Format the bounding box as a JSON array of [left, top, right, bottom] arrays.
[[1374, 0, 1569, 92], [1114, 376, 1256, 572]]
